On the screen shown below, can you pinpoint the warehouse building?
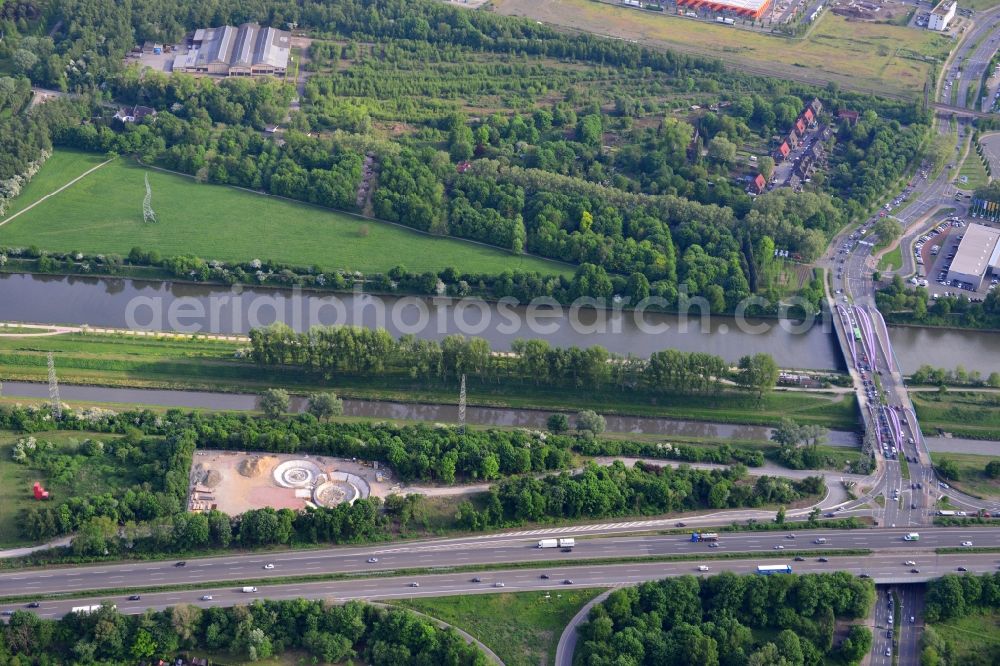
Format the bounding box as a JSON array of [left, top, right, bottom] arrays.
[[946, 223, 1000, 289], [172, 23, 290, 77], [675, 0, 772, 19], [928, 0, 956, 31]]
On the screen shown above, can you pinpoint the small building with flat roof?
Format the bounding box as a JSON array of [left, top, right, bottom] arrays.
[[946, 223, 1000, 289], [928, 0, 956, 30]]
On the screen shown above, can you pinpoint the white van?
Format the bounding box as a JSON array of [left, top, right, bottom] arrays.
[[814, 538, 827, 544], [241, 586, 258, 593]]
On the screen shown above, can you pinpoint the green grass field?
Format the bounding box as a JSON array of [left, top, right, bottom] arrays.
[[930, 612, 1000, 664], [912, 391, 1000, 440], [493, 0, 952, 97], [0, 153, 572, 277], [959, 148, 991, 190], [397, 589, 603, 666], [929, 452, 1000, 498], [877, 243, 903, 272], [0, 429, 125, 548]]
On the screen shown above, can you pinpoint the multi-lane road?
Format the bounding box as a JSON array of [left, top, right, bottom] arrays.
[[3, 528, 998, 599], [7, 552, 998, 622]]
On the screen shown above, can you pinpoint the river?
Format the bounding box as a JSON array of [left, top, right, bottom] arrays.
[[1, 380, 860, 445], [1, 272, 998, 373]]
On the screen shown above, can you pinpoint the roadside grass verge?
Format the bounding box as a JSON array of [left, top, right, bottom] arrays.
[[958, 146, 990, 190], [911, 391, 1000, 440], [929, 612, 1000, 665], [877, 244, 904, 272], [0, 549, 874, 605], [0, 154, 571, 277], [0, 333, 860, 429], [397, 589, 603, 666], [929, 452, 1000, 499]]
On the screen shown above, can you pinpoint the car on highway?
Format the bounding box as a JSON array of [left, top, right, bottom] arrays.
[[367, 557, 378, 563], [563, 579, 574, 585], [697, 565, 710, 571], [675, 522, 686, 527], [494, 582, 505, 588], [818, 557, 829, 563], [263, 563, 274, 569], [708, 542, 720, 548], [561, 547, 573, 553], [540, 574, 550, 579], [409, 582, 420, 587], [785, 534, 795, 539], [885, 647, 892, 657], [794, 557, 805, 562], [958, 567, 969, 572], [904, 560, 916, 566], [911, 568, 920, 573], [910, 616, 915, 623], [200, 595, 213, 601], [175, 561, 187, 567], [128, 595, 141, 601], [472, 577, 482, 583], [961, 541, 973, 547], [0, 611, 11, 617], [773, 545, 785, 550], [27, 602, 39, 608]]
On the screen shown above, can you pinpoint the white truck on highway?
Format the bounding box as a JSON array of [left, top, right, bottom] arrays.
[[70, 604, 113, 614], [537, 538, 576, 548], [903, 533, 920, 541], [241, 586, 258, 593]]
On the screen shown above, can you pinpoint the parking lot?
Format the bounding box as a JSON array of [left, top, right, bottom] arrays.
[[917, 218, 999, 301]]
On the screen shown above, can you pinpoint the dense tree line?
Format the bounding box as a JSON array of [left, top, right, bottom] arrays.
[[248, 323, 777, 397], [921, 572, 1000, 665], [877, 274, 1000, 330], [0, 599, 488, 664], [576, 573, 874, 665], [456, 461, 823, 530]]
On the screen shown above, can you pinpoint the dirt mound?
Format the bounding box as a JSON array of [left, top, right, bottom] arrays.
[[238, 456, 271, 478], [203, 469, 222, 487]]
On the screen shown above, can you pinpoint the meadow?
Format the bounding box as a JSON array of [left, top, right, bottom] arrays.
[[492, 0, 953, 97], [0, 153, 572, 277], [398, 589, 603, 666]]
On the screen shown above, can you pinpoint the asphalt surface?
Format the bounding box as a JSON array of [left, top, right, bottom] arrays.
[[4, 528, 1000, 599], [6, 553, 998, 622], [947, 7, 1000, 112]]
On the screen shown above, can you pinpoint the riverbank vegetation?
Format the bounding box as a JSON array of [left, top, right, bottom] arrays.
[[399, 589, 603, 666], [0, 331, 859, 429], [575, 572, 874, 665], [911, 391, 1000, 441], [0, 599, 489, 665], [0, 0, 931, 311], [877, 275, 1000, 331], [0, 154, 571, 277]]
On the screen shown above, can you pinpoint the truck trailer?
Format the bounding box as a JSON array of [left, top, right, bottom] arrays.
[[537, 539, 559, 548]]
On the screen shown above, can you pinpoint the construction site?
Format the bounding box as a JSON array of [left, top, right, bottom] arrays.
[[187, 450, 398, 516]]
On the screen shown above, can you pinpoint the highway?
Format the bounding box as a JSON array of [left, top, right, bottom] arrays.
[[3, 527, 999, 599], [5, 553, 998, 622]]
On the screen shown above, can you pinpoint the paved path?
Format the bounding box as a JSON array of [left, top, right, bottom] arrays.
[[0, 159, 112, 228], [555, 588, 613, 666], [0, 536, 71, 559]]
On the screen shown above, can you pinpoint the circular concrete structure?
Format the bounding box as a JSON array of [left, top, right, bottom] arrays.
[[272, 459, 323, 488], [312, 471, 370, 507]]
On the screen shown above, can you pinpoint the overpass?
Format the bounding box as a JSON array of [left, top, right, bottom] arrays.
[[931, 102, 994, 119]]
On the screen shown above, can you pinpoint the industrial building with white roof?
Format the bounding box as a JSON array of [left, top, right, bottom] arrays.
[[946, 223, 1000, 289]]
